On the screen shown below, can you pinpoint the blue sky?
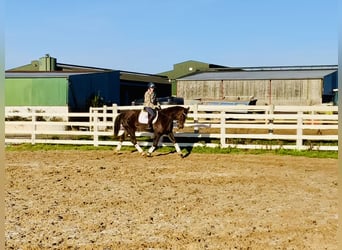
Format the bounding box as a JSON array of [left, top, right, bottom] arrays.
[[5, 0, 338, 73]]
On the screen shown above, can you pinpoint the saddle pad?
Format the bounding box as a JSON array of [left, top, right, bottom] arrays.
[[138, 110, 158, 124]]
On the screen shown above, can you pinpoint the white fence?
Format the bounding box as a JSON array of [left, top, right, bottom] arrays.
[[5, 104, 338, 151]]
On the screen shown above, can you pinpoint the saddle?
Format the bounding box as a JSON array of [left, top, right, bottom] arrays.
[[138, 110, 158, 124]]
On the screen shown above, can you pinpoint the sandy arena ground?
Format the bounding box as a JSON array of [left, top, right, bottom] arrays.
[[5, 150, 338, 249]]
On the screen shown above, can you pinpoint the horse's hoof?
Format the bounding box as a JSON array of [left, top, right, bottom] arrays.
[[178, 152, 185, 158], [141, 152, 147, 156]]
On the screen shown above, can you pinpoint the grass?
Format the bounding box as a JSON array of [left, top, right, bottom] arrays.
[[5, 144, 113, 151], [5, 143, 338, 159]]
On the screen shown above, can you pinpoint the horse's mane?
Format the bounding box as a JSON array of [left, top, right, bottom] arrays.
[[160, 106, 184, 112]]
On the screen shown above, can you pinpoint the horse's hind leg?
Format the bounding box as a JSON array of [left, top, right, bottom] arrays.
[[134, 143, 144, 155], [115, 131, 126, 152], [126, 127, 145, 155]]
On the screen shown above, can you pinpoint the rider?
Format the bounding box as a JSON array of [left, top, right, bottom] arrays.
[[144, 82, 160, 131]]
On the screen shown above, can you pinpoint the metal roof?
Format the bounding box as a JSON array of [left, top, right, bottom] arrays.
[[238, 65, 338, 71], [5, 71, 170, 84], [177, 69, 337, 81], [56, 63, 112, 72], [5, 71, 99, 78]]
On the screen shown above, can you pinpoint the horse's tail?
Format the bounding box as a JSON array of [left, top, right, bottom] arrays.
[[113, 113, 122, 137]]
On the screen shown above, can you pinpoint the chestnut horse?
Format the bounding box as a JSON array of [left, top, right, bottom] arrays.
[[113, 106, 189, 157]]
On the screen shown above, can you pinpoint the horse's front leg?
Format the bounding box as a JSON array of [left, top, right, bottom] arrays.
[[167, 132, 183, 157], [147, 134, 162, 157]]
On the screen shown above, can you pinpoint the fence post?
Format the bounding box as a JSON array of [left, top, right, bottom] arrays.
[[103, 105, 107, 126], [296, 111, 303, 150], [112, 103, 118, 116], [31, 109, 36, 145], [193, 104, 199, 133], [112, 103, 118, 131], [220, 111, 226, 147], [93, 109, 99, 146], [89, 107, 93, 131], [267, 104, 274, 134]]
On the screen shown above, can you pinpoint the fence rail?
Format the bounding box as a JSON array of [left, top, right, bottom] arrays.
[[5, 104, 338, 151]]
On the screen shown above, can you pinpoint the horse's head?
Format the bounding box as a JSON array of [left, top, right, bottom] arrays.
[[176, 106, 190, 129]]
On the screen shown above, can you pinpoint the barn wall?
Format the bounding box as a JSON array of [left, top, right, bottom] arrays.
[[120, 81, 172, 106], [5, 78, 68, 106], [222, 80, 268, 102], [68, 72, 120, 112], [270, 79, 322, 105], [177, 79, 323, 105], [177, 80, 222, 100]]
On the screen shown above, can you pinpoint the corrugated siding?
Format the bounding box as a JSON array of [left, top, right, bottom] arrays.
[[177, 79, 323, 105], [177, 80, 221, 100], [5, 78, 68, 106], [68, 72, 120, 111], [222, 80, 267, 101], [267, 79, 322, 105]]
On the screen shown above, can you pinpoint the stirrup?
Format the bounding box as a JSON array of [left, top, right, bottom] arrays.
[[146, 124, 153, 131]]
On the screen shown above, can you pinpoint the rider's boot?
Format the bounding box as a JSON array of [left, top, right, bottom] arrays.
[[146, 116, 153, 131]]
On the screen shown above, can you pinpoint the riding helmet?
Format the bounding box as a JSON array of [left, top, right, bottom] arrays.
[[148, 82, 156, 89]]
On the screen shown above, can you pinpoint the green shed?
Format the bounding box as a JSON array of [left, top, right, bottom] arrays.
[[5, 55, 171, 111], [5, 75, 68, 106], [5, 71, 120, 112]]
